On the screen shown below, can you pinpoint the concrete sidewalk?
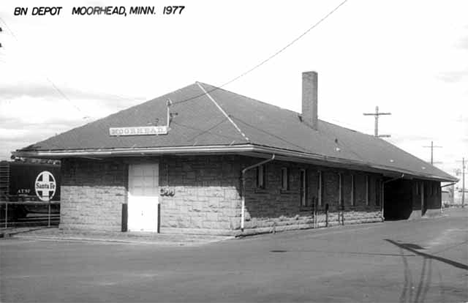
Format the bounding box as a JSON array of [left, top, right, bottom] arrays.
[[0, 227, 234, 246], [1, 207, 464, 245]]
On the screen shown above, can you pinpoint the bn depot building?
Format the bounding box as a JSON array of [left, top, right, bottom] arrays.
[[14, 72, 457, 236]]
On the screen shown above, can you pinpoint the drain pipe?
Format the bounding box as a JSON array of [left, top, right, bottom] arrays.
[[382, 174, 405, 221], [441, 182, 457, 188], [440, 182, 457, 211], [240, 154, 276, 232]]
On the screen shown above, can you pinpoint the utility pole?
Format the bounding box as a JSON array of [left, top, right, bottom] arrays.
[[363, 106, 391, 137], [462, 158, 466, 208], [423, 141, 442, 165], [455, 158, 466, 208]]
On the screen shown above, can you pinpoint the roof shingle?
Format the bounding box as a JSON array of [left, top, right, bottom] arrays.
[[17, 82, 457, 182]]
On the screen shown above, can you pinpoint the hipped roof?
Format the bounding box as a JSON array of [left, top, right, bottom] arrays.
[[15, 82, 457, 182]]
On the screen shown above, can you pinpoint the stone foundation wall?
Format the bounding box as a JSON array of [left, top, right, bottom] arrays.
[[59, 155, 385, 235], [60, 159, 127, 231], [158, 155, 242, 235], [242, 160, 383, 234]]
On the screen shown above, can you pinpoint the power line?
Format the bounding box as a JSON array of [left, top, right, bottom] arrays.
[[220, 0, 350, 88], [0, 17, 17, 39], [171, 120, 240, 142], [0, 17, 90, 119], [173, 0, 350, 106], [1, 1, 350, 117], [45, 77, 87, 116], [363, 106, 391, 137]]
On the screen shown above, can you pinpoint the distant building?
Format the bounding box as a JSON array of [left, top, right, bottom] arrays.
[[14, 72, 458, 235], [441, 189, 451, 207], [454, 187, 467, 206]]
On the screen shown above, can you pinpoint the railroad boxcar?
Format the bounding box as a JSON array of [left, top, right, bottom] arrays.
[[0, 161, 61, 220]]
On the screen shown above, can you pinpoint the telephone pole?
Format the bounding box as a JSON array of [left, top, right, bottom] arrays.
[[461, 158, 466, 208], [363, 106, 391, 137], [423, 141, 442, 165]]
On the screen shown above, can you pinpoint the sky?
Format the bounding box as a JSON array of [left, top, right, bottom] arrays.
[[0, 0, 467, 186]]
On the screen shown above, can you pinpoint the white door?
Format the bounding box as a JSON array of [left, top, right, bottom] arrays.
[[128, 163, 159, 232]]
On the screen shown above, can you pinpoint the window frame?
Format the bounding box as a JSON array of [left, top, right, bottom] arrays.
[[256, 165, 266, 189], [280, 167, 289, 191], [366, 175, 370, 206], [338, 173, 344, 207], [299, 169, 309, 208], [375, 178, 381, 206], [318, 171, 323, 207]]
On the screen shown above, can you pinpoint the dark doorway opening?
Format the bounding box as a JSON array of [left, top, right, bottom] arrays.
[[384, 179, 413, 220]]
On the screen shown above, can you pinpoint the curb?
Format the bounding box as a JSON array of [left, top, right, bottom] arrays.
[[12, 235, 193, 245], [6, 233, 234, 246]]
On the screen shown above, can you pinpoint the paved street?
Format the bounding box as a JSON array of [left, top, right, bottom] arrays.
[[1, 209, 467, 303]]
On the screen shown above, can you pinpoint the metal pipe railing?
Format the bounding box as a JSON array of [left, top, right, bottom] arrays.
[[1, 201, 60, 229]]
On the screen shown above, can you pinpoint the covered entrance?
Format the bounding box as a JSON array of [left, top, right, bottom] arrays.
[[127, 163, 160, 232], [383, 179, 413, 220]]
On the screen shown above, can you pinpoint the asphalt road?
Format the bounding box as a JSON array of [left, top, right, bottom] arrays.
[[1, 209, 467, 303]]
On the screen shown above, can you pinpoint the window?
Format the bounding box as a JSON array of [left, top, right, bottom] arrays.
[[351, 175, 355, 206], [300, 169, 309, 207], [281, 167, 289, 191], [339, 173, 344, 207], [318, 171, 323, 207], [366, 176, 370, 206], [256, 165, 266, 189], [375, 179, 381, 206]]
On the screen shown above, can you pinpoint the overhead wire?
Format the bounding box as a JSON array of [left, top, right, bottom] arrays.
[[0, 17, 17, 39], [1, 0, 350, 120], [171, 119, 241, 142], [173, 0, 350, 106], [0, 17, 89, 119]]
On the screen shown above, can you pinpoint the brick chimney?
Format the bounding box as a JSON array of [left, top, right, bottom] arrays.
[[302, 71, 318, 130]]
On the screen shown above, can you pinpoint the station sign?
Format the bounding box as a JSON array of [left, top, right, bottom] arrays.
[[109, 126, 168, 136]]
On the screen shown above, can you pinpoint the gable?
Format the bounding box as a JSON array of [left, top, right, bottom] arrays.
[[22, 83, 248, 151], [16, 82, 457, 182]]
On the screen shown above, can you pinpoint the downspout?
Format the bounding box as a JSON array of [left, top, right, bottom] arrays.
[[440, 182, 457, 212], [240, 154, 276, 232], [441, 182, 457, 188], [381, 174, 405, 221]]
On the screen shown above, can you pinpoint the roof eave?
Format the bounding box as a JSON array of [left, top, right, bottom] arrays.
[[13, 144, 256, 159], [13, 144, 457, 182], [249, 146, 458, 182]]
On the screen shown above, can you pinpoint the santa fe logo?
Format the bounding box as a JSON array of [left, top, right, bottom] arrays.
[[35, 171, 57, 202]]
